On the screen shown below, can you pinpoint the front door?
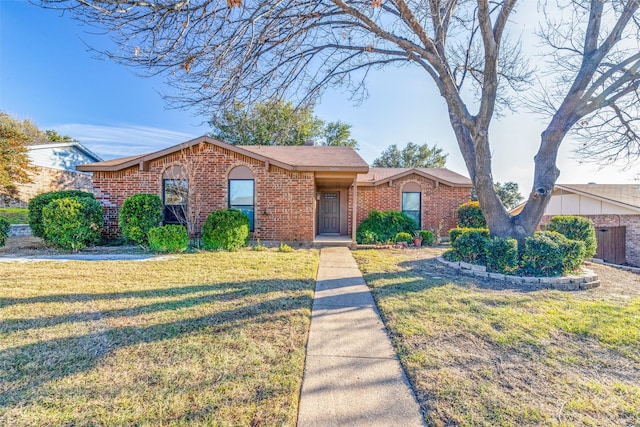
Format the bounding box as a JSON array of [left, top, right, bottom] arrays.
[[319, 192, 340, 234]]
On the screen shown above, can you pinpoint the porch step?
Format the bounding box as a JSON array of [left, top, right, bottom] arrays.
[[313, 236, 354, 248]]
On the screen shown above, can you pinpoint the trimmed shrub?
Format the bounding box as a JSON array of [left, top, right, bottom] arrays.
[[202, 209, 250, 251], [547, 215, 597, 258], [449, 227, 489, 244], [41, 197, 103, 251], [119, 194, 163, 245], [28, 190, 94, 239], [395, 232, 413, 244], [543, 230, 586, 273], [418, 230, 434, 246], [457, 201, 486, 228], [485, 237, 518, 274], [0, 217, 9, 247], [356, 210, 418, 244], [148, 225, 188, 253], [521, 232, 565, 277], [451, 229, 490, 264]]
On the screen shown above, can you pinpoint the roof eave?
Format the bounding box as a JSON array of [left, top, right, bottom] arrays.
[[358, 168, 472, 187], [555, 185, 640, 212]]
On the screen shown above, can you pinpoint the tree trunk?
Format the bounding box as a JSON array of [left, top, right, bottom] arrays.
[[448, 112, 563, 248]]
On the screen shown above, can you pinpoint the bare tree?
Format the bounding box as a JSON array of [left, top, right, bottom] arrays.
[[164, 142, 207, 242], [38, 0, 640, 243]]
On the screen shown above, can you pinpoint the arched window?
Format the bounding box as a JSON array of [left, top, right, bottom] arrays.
[[229, 166, 255, 231], [402, 182, 421, 228], [163, 165, 188, 225]]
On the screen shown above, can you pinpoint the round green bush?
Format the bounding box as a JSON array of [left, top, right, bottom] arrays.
[[119, 194, 163, 245], [356, 210, 418, 244], [42, 197, 103, 251], [547, 215, 597, 258], [418, 230, 434, 246], [485, 237, 518, 274], [449, 227, 489, 244], [543, 230, 586, 273], [457, 201, 487, 228], [202, 209, 250, 251], [521, 232, 565, 277], [28, 190, 95, 239], [0, 217, 10, 247], [395, 232, 413, 244], [451, 228, 490, 264], [148, 225, 188, 253]]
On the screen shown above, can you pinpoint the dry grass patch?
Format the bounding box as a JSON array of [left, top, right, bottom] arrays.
[[353, 248, 640, 427], [0, 249, 319, 426]]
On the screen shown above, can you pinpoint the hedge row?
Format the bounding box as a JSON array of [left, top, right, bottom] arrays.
[[446, 218, 594, 277]]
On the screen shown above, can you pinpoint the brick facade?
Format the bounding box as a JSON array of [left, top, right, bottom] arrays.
[[541, 214, 640, 267], [0, 166, 93, 208], [353, 174, 471, 236], [87, 140, 471, 243], [94, 143, 316, 241]]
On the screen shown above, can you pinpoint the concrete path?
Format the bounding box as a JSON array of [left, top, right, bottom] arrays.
[[297, 247, 425, 426]]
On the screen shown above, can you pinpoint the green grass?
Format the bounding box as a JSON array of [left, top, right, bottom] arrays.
[[0, 208, 28, 224], [0, 249, 319, 426], [353, 248, 640, 427]]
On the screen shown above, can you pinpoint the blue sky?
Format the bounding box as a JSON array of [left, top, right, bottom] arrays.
[[1, 0, 638, 194]]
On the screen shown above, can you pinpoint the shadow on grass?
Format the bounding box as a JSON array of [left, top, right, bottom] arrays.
[[0, 279, 313, 409], [360, 254, 543, 296]]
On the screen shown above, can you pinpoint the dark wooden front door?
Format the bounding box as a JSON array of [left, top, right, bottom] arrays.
[[596, 226, 626, 264], [319, 192, 340, 234]]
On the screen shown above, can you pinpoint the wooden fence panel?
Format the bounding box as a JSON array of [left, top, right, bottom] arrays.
[[596, 226, 626, 265]]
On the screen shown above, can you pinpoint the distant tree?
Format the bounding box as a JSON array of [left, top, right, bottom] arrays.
[[495, 182, 524, 210], [0, 113, 33, 202], [45, 130, 76, 142], [372, 143, 447, 168], [472, 181, 523, 210], [210, 100, 358, 148]]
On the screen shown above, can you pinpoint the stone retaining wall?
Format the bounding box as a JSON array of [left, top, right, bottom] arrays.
[[437, 257, 600, 291]]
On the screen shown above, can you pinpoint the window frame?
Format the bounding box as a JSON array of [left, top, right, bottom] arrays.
[[228, 178, 255, 232], [162, 178, 188, 225], [402, 191, 421, 229]]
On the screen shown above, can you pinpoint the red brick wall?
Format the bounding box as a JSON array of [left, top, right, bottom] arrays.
[[351, 174, 471, 238], [541, 214, 640, 267], [93, 143, 315, 241]]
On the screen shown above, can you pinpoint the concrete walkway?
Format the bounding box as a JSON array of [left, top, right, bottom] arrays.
[[297, 247, 425, 426]]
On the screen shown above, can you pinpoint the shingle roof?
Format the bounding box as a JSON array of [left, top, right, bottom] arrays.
[[77, 136, 369, 172], [357, 167, 472, 187], [557, 184, 640, 210], [241, 145, 369, 169]]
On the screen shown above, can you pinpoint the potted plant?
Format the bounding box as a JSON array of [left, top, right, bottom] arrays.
[[413, 232, 423, 247]]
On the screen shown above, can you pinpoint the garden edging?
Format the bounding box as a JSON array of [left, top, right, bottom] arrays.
[[437, 256, 600, 291]]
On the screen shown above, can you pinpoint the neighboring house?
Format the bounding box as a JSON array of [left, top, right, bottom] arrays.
[[513, 184, 640, 266], [77, 136, 472, 243], [1, 142, 103, 207]]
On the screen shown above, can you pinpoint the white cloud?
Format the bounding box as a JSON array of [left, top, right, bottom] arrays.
[[52, 123, 199, 159]]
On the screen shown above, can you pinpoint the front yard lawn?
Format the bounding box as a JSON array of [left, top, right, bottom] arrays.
[[0, 208, 28, 225], [0, 249, 319, 426], [353, 247, 640, 427]]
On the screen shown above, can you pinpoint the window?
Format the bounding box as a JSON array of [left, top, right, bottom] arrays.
[[402, 183, 421, 228], [229, 166, 255, 231], [163, 179, 188, 225]]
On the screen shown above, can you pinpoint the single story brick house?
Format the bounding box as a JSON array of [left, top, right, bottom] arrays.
[[513, 183, 640, 266], [77, 136, 472, 243]]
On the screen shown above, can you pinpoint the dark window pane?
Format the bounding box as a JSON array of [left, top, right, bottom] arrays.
[[164, 179, 188, 205], [229, 180, 254, 206], [404, 210, 420, 226]]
